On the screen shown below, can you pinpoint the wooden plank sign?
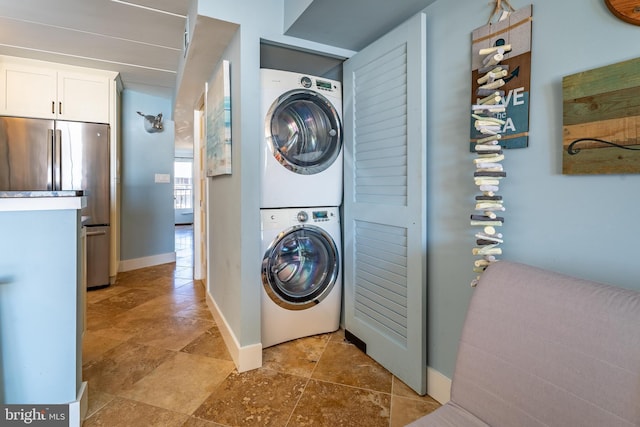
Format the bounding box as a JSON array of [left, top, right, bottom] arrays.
[[562, 57, 640, 175], [470, 5, 532, 150]]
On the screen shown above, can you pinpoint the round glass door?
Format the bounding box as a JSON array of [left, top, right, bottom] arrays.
[[265, 89, 342, 175], [262, 225, 339, 310]]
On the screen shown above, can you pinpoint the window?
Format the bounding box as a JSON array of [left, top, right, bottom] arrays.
[[174, 159, 193, 209]]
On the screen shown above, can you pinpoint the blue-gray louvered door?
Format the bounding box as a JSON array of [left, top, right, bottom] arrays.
[[343, 12, 427, 395]]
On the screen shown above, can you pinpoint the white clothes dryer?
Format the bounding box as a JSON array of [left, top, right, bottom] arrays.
[[260, 69, 343, 208], [260, 207, 342, 348]]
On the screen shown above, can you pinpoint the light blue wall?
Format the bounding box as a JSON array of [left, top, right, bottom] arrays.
[[0, 209, 81, 403], [121, 90, 176, 261], [425, 0, 640, 379], [206, 28, 245, 343]]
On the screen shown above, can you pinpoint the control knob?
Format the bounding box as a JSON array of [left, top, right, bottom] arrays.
[[297, 211, 308, 223]]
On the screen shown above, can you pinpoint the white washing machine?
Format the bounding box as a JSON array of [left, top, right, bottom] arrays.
[[261, 207, 342, 348], [260, 68, 343, 208]]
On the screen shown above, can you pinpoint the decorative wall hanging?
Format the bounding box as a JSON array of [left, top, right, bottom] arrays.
[[469, 3, 532, 287], [562, 57, 640, 175], [137, 111, 164, 133], [470, 3, 532, 150], [206, 59, 232, 177]]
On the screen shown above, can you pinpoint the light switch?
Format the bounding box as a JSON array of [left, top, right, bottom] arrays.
[[155, 173, 171, 183]]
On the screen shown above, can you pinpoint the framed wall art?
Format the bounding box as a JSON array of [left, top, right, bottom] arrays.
[[206, 59, 232, 177]]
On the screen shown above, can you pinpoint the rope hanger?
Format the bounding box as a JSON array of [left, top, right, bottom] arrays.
[[488, 0, 516, 24]]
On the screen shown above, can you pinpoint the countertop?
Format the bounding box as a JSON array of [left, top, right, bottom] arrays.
[[0, 190, 84, 198], [0, 191, 86, 212]]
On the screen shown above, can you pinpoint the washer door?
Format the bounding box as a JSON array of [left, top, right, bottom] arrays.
[[265, 89, 342, 175], [262, 225, 339, 310]]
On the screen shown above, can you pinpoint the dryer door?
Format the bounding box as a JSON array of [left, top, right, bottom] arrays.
[[262, 225, 339, 310], [265, 89, 342, 175]]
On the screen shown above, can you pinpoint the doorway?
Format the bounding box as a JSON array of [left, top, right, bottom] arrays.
[[174, 158, 194, 225]]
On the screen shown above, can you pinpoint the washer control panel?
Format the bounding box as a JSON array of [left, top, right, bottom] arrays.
[[293, 209, 335, 223], [262, 208, 339, 229]]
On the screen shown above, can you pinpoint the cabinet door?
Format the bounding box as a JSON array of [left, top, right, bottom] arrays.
[[0, 63, 57, 118], [58, 72, 110, 123]]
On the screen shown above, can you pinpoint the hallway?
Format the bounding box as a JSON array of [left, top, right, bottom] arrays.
[[81, 225, 439, 426]]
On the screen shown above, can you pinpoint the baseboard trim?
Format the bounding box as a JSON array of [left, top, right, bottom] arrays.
[[206, 291, 262, 373], [427, 366, 452, 404], [68, 381, 88, 427], [118, 252, 176, 272]]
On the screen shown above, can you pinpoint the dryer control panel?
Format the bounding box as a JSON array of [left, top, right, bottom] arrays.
[[299, 76, 339, 93]]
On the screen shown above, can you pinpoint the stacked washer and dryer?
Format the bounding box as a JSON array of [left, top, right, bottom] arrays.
[[260, 68, 344, 348]]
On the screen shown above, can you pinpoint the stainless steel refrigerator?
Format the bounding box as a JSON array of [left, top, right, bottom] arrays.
[[0, 117, 110, 289]]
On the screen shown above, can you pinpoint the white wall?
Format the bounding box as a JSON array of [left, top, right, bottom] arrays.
[[424, 0, 640, 379]]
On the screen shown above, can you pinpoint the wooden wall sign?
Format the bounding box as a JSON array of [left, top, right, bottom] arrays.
[[562, 57, 640, 175], [604, 0, 640, 26], [470, 5, 532, 150]]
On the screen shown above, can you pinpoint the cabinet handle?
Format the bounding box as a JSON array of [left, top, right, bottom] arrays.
[[59, 102, 62, 115], [52, 101, 55, 114]]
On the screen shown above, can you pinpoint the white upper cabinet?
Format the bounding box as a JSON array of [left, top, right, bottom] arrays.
[[57, 71, 111, 123], [0, 56, 114, 123]]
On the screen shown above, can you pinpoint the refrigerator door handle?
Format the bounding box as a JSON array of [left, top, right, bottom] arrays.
[[86, 230, 107, 237], [47, 129, 54, 190], [54, 129, 62, 191]]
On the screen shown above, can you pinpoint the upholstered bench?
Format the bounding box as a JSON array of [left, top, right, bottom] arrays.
[[410, 261, 640, 427]]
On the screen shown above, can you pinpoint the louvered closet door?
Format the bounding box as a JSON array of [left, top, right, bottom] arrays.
[[343, 12, 427, 395]]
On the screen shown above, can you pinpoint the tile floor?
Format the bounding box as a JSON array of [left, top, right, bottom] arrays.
[[82, 225, 440, 426]]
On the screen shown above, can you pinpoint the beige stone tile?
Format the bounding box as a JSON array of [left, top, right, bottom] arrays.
[[93, 287, 162, 310], [83, 397, 189, 427], [174, 281, 207, 301], [85, 388, 115, 420], [119, 352, 235, 415], [312, 341, 393, 393], [181, 326, 232, 361], [85, 302, 130, 333], [328, 327, 346, 342], [127, 315, 215, 351], [82, 332, 124, 364], [181, 416, 226, 427], [115, 263, 179, 287], [192, 368, 308, 426], [289, 379, 391, 427], [124, 275, 194, 291], [390, 395, 441, 427], [176, 302, 214, 321], [86, 285, 130, 304], [116, 292, 197, 322], [82, 342, 173, 394], [262, 335, 330, 378]]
